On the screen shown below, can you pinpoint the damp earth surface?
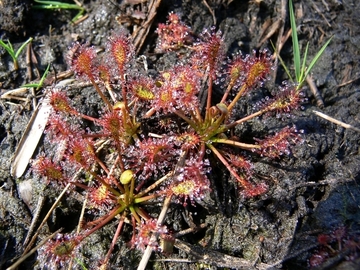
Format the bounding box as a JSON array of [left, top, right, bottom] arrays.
[[1, 0, 360, 269]]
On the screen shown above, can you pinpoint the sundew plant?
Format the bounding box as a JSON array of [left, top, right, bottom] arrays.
[[32, 13, 305, 269]]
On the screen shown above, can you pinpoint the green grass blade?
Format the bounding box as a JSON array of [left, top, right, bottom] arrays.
[[7, 40, 14, 53], [33, 0, 83, 10], [15, 37, 33, 59], [21, 63, 51, 90], [303, 36, 333, 82], [36, 63, 51, 90], [73, 258, 88, 270], [298, 42, 309, 85], [289, 0, 301, 82], [0, 40, 16, 60], [71, 9, 85, 22], [33, 0, 85, 22], [270, 40, 294, 82]]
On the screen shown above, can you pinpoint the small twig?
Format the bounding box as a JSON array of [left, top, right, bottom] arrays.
[[137, 195, 172, 270], [23, 169, 82, 254], [173, 238, 272, 269], [29, 42, 40, 79], [77, 193, 88, 233], [258, 19, 282, 49], [132, 0, 162, 53], [270, 0, 286, 84], [173, 223, 207, 238], [23, 195, 45, 247], [306, 75, 324, 108], [202, 0, 216, 25], [22, 183, 72, 254], [336, 76, 360, 87], [6, 229, 62, 270], [289, 178, 349, 190], [25, 41, 38, 110], [313, 110, 360, 132], [137, 150, 188, 270], [310, 0, 331, 27], [26, 42, 33, 82], [68, 188, 89, 270], [153, 258, 196, 263]]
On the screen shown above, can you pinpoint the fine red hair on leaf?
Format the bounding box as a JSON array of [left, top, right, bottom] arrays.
[[68, 43, 98, 81], [45, 114, 76, 142], [156, 12, 192, 52], [242, 183, 268, 198], [66, 137, 97, 170], [32, 155, 66, 183], [263, 84, 305, 117], [244, 50, 272, 88], [107, 30, 134, 76], [166, 158, 211, 205], [254, 126, 302, 158], [98, 110, 125, 141], [128, 75, 156, 101], [227, 53, 246, 90], [38, 234, 82, 268], [48, 90, 75, 114], [193, 29, 225, 78], [88, 184, 115, 207], [134, 219, 168, 251]]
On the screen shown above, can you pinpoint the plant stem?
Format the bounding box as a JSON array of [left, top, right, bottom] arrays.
[[129, 205, 141, 223], [90, 78, 113, 110], [174, 110, 198, 130], [227, 83, 248, 112], [225, 110, 265, 129], [211, 138, 260, 150], [103, 214, 125, 266], [206, 75, 213, 113], [220, 78, 237, 103], [206, 144, 253, 190], [83, 205, 126, 238], [135, 172, 172, 198], [134, 193, 159, 203]]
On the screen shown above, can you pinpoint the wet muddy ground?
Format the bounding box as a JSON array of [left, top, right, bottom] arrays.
[[1, 0, 360, 269]]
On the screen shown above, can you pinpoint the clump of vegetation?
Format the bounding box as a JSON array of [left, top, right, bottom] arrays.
[[309, 226, 360, 268], [32, 0, 86, 23], [0, 37, 32, 70], [31, 13, 305, 268]]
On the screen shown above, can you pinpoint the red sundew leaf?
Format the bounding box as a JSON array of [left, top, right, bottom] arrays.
[[155, 12, 192, 52], [264, 84, 305, 116], [99, 110, 125, 139], [32, 155, 66, 183], [88, 184, 115, 207], [254, 126, 302, 159], [244, 50, 272, 88], [67, 137, 97, 170], [192, 29, 225, 78], [167, 159, 211, 205], [134, 219, 168, 251], [227, 53, 246, 88], [128, 75, 156, 101], [38, 234, 82, 268], [48, 90, 73, 113], [68, 43, 98, 81], [107, 30, 134, 75], [242, 183, 268, 198]]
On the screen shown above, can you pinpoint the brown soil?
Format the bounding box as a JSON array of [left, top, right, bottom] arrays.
[[1, 0, 360, 269]]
